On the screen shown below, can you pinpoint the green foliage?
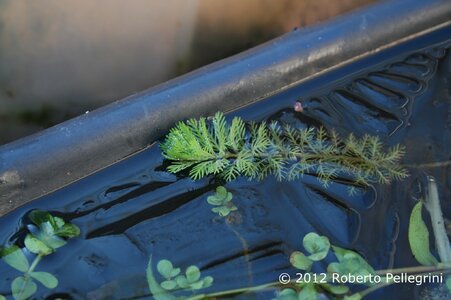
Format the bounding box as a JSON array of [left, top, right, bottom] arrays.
[[0, 210, 79, 300], [281, 232, 356, 299], [290, 233, 331, 272], [327, 246, 375, 281], [303, 233, 330, 261], [161, 112, 407, 192], [147, 256, 214, 300], [11, 277, 36, 300], [1, 246, 29, 273], [206, 186, 237, 217], [408, 202, 438, 266]]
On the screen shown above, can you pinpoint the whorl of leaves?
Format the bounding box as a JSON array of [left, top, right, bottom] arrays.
[[160, 112, 407, 192]]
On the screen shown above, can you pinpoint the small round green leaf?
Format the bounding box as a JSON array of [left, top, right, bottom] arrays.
[[216, 186, 227, 198], [212, 206, 231, 217], [0, 294, 6, 300], [157, 259, 174, 279], [327, 262, 340, 274], [29, 271, 58, 289], [24, 234, 53, 255], [160, 280, 177, 290], [189, 280, 205, 290], [170, 267, 181, 278], [202, 276, 214, 288], [303, 233, 330, 261], [331, 246, 375, 276], [12, 276, 37, 300], [298, 283, 317, 300], [289, 251, 313, 271], [186, 265, 201, 283], [207, 195, 222, 206], [1, 246, 29, 272], [175, 275, 189, 289], [276, 288, 297, 300], [225, 192, 233, 202]]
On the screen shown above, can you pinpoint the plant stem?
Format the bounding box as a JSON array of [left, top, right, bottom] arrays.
[[423, 176, 451, 263], [28, 254, 43, 273], [405, 160, 451, 168], [375, 263, 451, 276], [17, 254, 43, 300]]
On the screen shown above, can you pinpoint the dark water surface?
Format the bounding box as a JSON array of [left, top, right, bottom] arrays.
[[0, 26, 450, 299]]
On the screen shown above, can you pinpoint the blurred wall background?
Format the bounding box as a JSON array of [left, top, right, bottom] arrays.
[[0, 0, 375, 145]]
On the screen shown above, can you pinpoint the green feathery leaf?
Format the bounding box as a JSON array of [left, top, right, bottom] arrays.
[[160, 112, 408, 190]]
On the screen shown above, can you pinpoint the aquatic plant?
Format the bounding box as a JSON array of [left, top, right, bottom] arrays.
[[146, 186, 451, 299], [274, 232, 375, 300], [146, 257, 213, 300], [0, 211, 80, 300], [156, 112, 451, 299], [206, 186, 237, 217], [161, 112, 407, 193], [408, 177, 451, 296]]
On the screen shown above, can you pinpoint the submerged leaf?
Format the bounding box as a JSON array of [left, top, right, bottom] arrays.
[[25, 234, 53, 255], [189, 280, 205, 290], [329, 246, 375, 278], [408, 202, 438, 266], [11, 276, 37, 300], [175, 275, 189, 289], [0, 246, 29, 272], [274, 288, 298, 300], [29, 271, 58, 289], [207, 195, 223, 206], [160, 280, 177, 290], [202, 276, 214, 288], [290, 251, 313, 271], [161, 112, 408, 191], [157, 260, 175, 279], [186, 265, 201, 283], [303, 233, 330, 261], [298, 283, 317, 300], [146, 257, 176, 300], [211, 206, 231, 217], [215, 186, 228, 198]]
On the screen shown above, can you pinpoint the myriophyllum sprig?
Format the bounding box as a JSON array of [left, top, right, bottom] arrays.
[[160, 112, 408, 193]]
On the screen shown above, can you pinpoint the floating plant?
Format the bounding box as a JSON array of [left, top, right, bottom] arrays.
[[146, 257, 213, 300], [161, 112, 408, 194], [0, 210, 79, 300], [206, 186, 237, 217], [154, 113, 451, 299]]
